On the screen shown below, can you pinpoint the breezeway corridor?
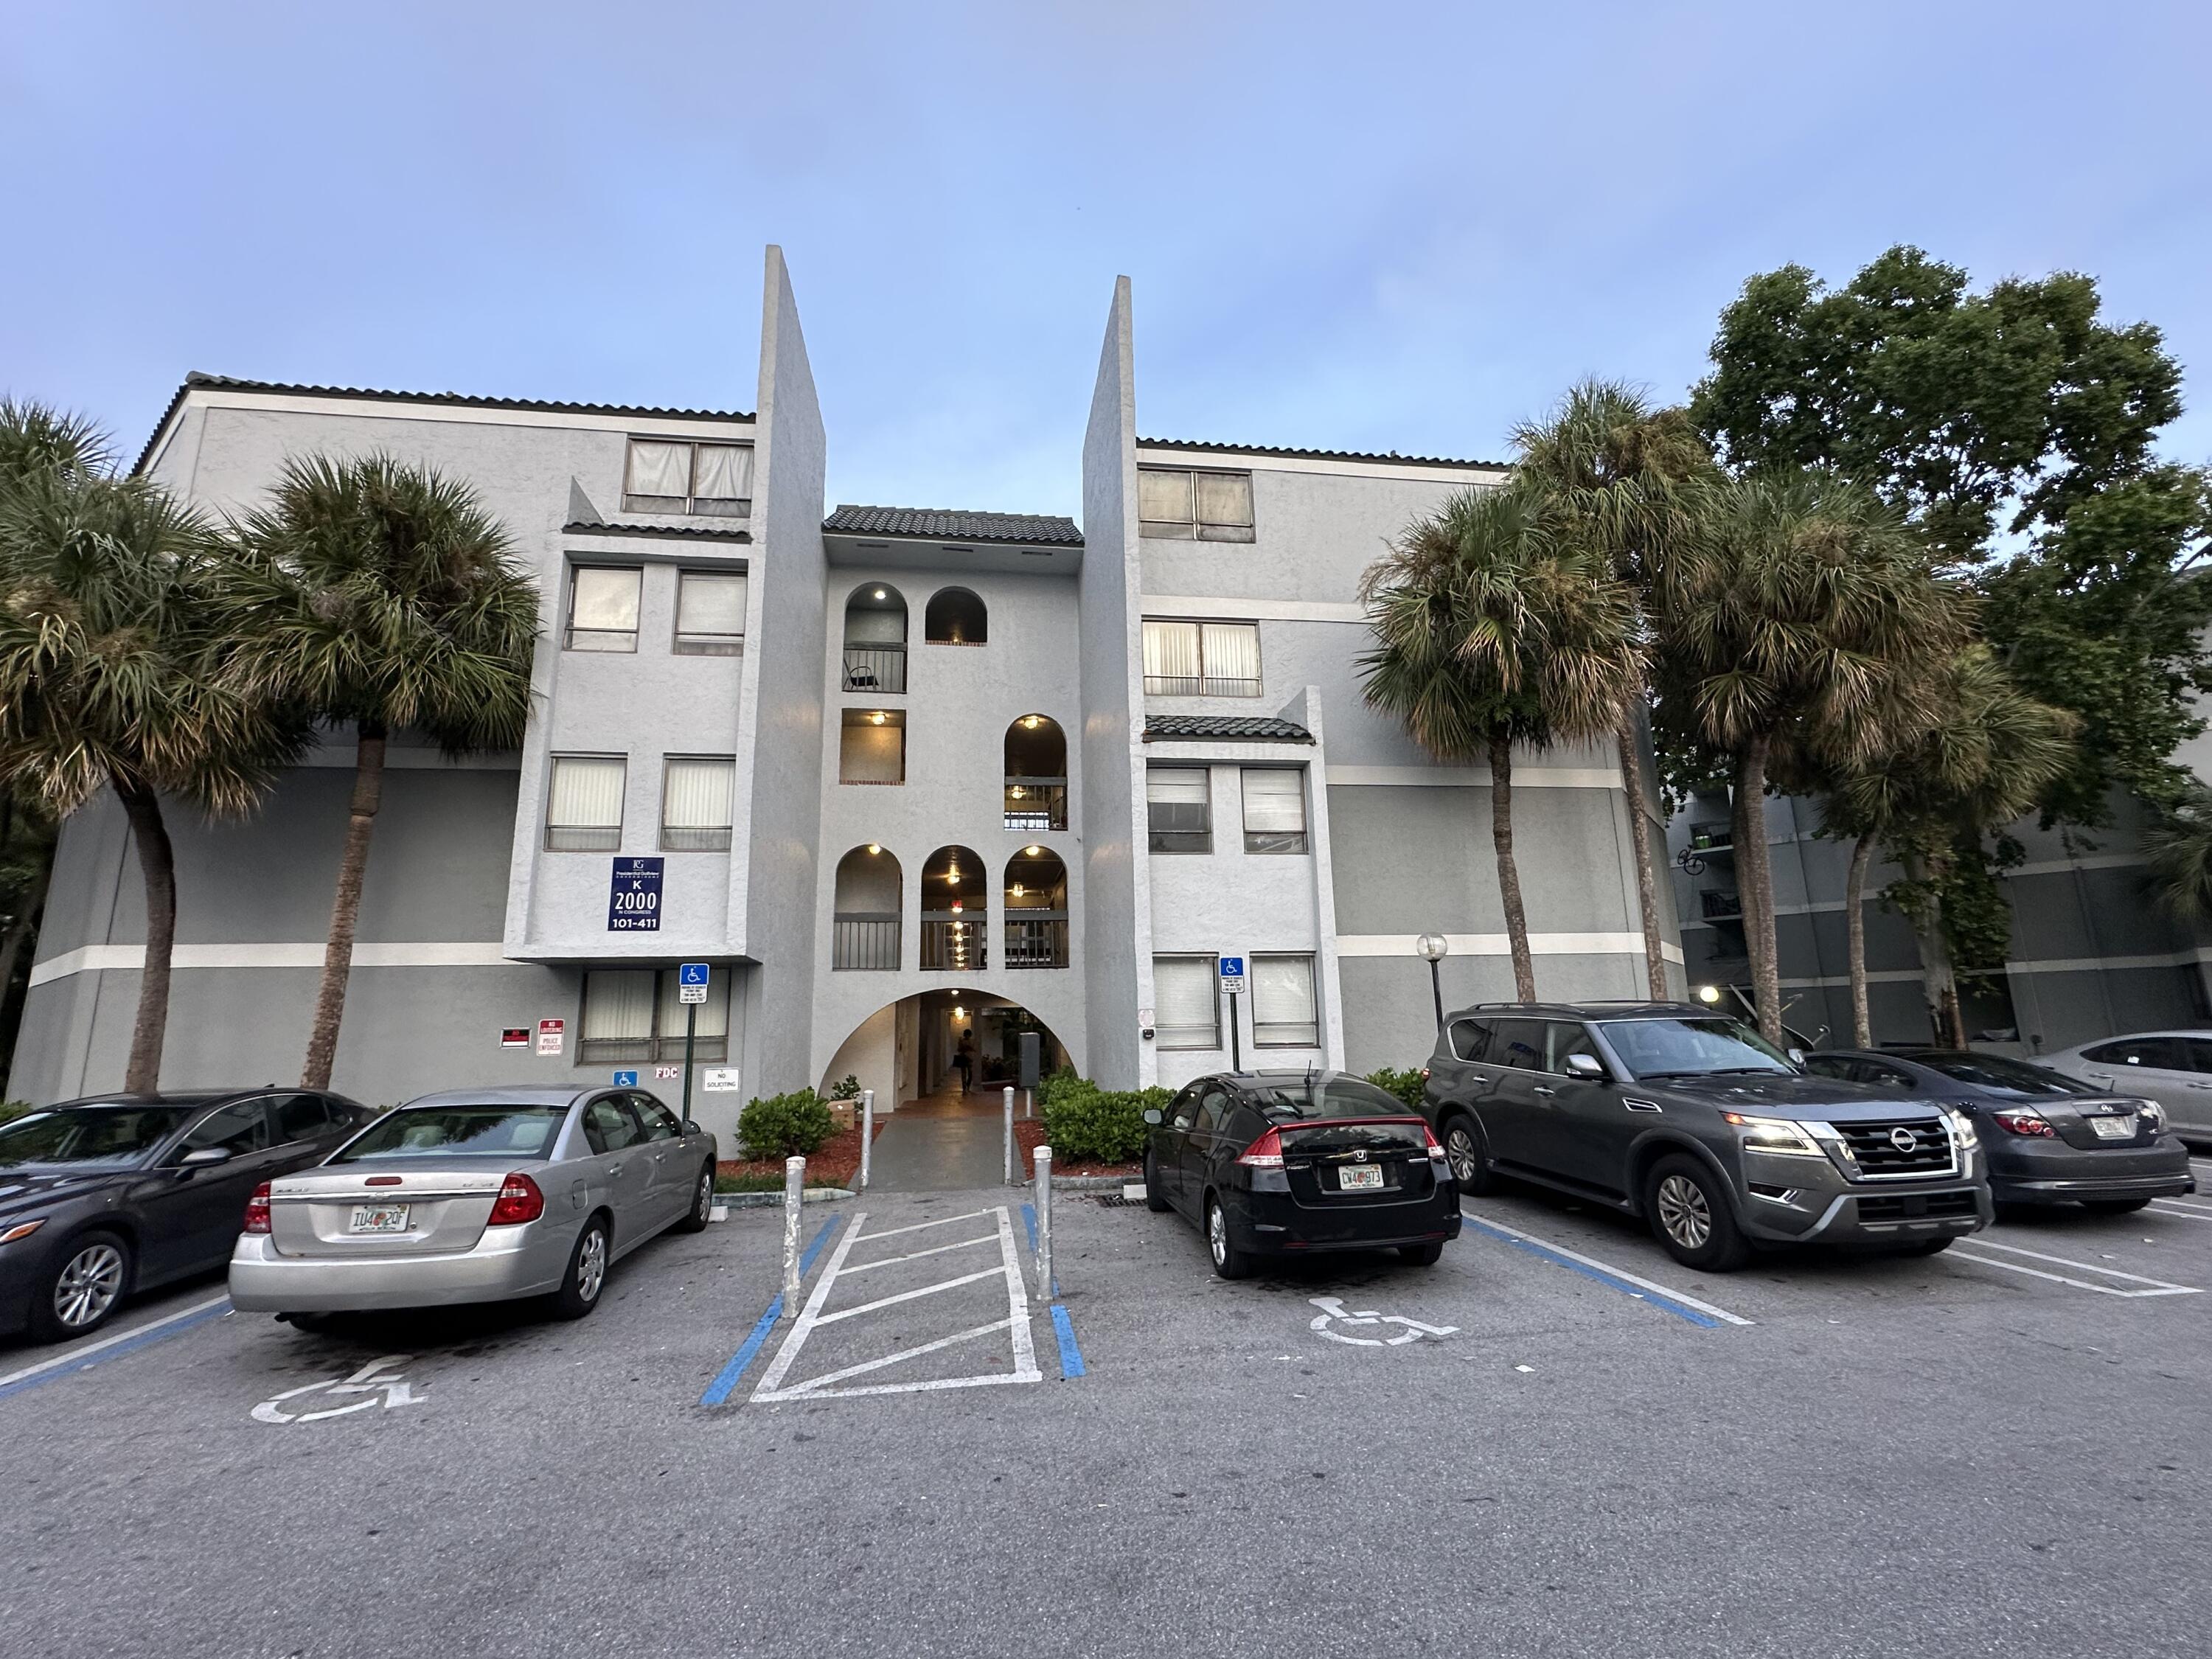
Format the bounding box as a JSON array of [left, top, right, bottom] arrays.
[[866, 1084, 1029, 1191]]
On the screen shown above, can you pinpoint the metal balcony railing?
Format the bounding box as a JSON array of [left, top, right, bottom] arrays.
[[1700, 888, 1744, 921], [832, 914, 901, 970], [1004, 913, 1069, 969], [920, 916, 987, 971], [842, 643, 907, 694], [1004, 778, 1068, 832]]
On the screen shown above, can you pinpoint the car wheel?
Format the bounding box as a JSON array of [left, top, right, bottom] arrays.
[[30, 1231, 131, 1343], [2080, 1197, 2152, 1216], [1399, 1241, 1445, 1265], [1205, 1194, 1252, 1281], [550, 1217, 611, 1320], [673, 1163, 715, 1234], [1441, 1116, 1496, 1195], [1644, 1155, 1750, 1273]]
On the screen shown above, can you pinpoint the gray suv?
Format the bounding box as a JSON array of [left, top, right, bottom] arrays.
[[1419, 1002, 1993, 1270]]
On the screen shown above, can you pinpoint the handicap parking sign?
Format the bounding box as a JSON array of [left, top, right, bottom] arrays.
[[1219, 956, 1247, 993], [679, 961, 710, 1005], [612, 1069, 639, 1088]]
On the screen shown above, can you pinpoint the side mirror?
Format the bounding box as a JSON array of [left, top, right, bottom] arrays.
[[1787, 1047, 1806, 1065], [1141, 1107, 1164, 1126], [1563, 1053, 1606, 1082], [177, 1146, 232, 1170]]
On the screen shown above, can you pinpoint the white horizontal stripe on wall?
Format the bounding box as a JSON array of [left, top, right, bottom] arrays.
[[1337, 933, 1683, 964], [1747, 952, 2212, 992], [29, 942, 512, 988], [1326, 764, 1623, 790]]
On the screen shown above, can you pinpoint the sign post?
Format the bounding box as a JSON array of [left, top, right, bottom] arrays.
[[678, 963, 709, 1127], [1219, 956, 1246, 1072]]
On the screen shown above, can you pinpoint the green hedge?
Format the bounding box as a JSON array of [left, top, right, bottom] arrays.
[[0, 1100, 35, 1127], [1040, 1074, 1171, 1166], [1364, 1067, 1427, 1112], [737, 1089, 835, 1160]]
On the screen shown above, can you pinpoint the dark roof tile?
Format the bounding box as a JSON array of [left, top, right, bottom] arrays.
[[823, 505, 1082, 546], [1142, 714, 1315, 744], [1136, 436, 1509, 472]]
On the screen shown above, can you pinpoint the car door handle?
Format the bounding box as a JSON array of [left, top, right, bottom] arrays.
[[1531, 1086, 1557, 1098], [2190, 1082, 2212, 1091], [608, 1163, 624, 1176]]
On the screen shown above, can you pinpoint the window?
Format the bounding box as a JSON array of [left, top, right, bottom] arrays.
[[582, 1096, 644, 1155], [180, 1101, 272, 1158], [1152, 955, 1220, 1050], [1448, 1018, 1492, 1062], [675, 570, 748, 655], [1489, 1018, 1546, 1071], [1251, 954, 1319, 1047], [2083, 1037, 2189, 1071], [331, 1106, 566, 1163], [631, 1093, 683, 1140], [1147, 768, 1212, 853], [1138, 467, 1255, 542], [661, 756, 735, 851], [546, 755, 626, 851], [1241, 768, 1307, 853], [271, 1093, 332, 1142], [567, 566, 642, 653], [624, 439, 754, 515], [580, 969, 730, 1063], [1542, 1022, 1604, 1077], [1141, 619, 1261, 697], [925, 587, 988, 644], [840, 709, 906, 784]]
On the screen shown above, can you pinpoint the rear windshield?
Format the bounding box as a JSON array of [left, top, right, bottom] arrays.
[[332, 1106, 566, 1162], [0, 1106, 197, 1167], [1914, 1054, 2094, 1098], [1241, 1077, 1411, 1121]]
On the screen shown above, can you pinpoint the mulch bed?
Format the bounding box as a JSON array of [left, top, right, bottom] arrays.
[[1012, 1117, 1138, 1181], [717, 1119, 883, 1191]]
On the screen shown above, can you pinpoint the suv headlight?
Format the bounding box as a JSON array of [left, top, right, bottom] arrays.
[[1721, 1111, 1824, 1156], [1941, 1107, 1979, 1151]]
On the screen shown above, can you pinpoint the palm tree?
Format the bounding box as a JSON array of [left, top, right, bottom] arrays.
[[2144, 792, 2212, 925], [0, 406, 301, 1093], [1652, 471, 1971, 1043], [226, 455, 539, 1090], [1360, 486, 1644, 1001]]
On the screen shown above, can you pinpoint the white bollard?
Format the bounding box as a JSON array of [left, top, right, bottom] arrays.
[[1003, 1085, 1016, 1186], [781, 1155, 804, 1321], [1032, 1145, 1054, 1297], [1026, 1086, 1034, 1120], [859, 1089, 874, 1191]]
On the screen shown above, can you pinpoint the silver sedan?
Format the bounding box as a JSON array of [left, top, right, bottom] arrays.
[[229, 1085, 718, 1321]]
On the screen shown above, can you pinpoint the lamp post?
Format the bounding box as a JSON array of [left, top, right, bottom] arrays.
[[1416, 933, 1450, 1032]]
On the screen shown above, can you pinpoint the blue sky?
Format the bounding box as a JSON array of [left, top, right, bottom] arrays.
[[4, 1, 2206, 518]]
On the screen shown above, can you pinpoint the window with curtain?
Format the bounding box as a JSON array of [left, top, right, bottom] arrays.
[[675, 570, 748, 654], [661, 757, 735, 850], [1252, 954, 1319, 1047], [1138, 467, 1255, 541], [546, 755, 626, 850], [580, 970, 655, 1060], [567, 566, 641, 653], [624, 439, 754, 515], [1147, 768, 1212, 854], [1152, 956, 1220, 1050], [1241, 768, 1308, 853], [1141, 619, 1261, 697]]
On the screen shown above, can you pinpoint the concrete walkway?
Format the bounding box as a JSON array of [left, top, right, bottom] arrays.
[[869, 1084, 1016, 1191]]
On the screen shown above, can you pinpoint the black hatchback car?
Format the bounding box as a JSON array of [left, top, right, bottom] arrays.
[[0, 1090, 376, 1343], [1804, 1049, 2196, 1214], [1141, 1070, 1460, 1279]]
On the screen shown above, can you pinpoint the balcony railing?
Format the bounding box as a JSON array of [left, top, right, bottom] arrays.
[[921, 916, 987, 971], [832, 914, 901, 970], [842, 644, 907, 694], [1700, 888, 1744, 921], [1004, 913, 1068, 969], [1004, 777, 1068, 832]]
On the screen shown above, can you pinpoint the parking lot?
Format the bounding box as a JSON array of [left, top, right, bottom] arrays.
[[4, 1158, 2210, 1658]]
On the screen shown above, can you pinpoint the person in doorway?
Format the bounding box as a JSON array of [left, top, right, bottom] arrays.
[[953, 1030, 975, 1093]]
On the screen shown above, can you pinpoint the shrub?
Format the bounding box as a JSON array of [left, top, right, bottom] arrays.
[[1042, 1078, 1172, 1166], [737, 1089, 835, 1160], [1037, 1065, 1084, 1110], [1364, 1067, 1427, 1112], [0, 1100, 36, 1126], [826, 1074, 861, 1102]]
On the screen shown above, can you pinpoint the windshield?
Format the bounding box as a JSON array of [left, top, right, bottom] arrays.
[[1915, 1054, 2095, 1098], [1241, 1077, 1411, 1120], [331, 1106, 566, 1163], [1596, 1018, 1795, 1081], [0, 1105, 198, 1168]]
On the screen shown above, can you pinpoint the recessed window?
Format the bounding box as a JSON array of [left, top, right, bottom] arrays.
[[567, 566, 641, 653], [1152, 956, 1221, 1050], [840, 709, 906, 784], [1141, 619, 1261, 697], [1139, 467, 1254, 542], [624, 439, 754, 515], [1147, 767, 1212, 854], [674, 570, 748, 655], [1252, 954, 1319, 1047], [1241, 768, 1307, 854], [925, 587, 988, 645], [661, 756, 735, 851], [546, 755, 625, 851], [580, 968, 729, 1062]]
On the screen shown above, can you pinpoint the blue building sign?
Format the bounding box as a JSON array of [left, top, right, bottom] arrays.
[[611, 1070, 639, 1088], [608, 857, 664, 932]]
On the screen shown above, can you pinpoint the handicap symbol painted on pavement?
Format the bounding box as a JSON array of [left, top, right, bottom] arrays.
[[1307, 1295, 1458, 1348], [251, 1355, 426, 1424]]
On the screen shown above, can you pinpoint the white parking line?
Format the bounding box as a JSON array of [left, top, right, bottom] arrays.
[[1461, 1211, 1753, 1327], [1950, 1237, 2202, 1298], [0, 1293, 231, 1397], [2149, 1201, 2212, 1222], [839, 1232, 1001, 1276], [812, 1266, 1005, 1327], [855, 1208, 1000, 1243]]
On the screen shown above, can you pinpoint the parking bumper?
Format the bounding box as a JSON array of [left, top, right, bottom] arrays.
[[227, 1222, 571, 1312]]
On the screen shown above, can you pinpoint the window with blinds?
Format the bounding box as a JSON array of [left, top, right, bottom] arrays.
[[1141, 619, 1262, 697], [580, 968, 731, 1062], [675, 570, 747, 654], [546, 755, 625, 851], [1138, 467, 1255, 542], [567, 566, 641, 653], [1252, 954, 1319, 1047], [624, 439, 754, 515], [1147, 767, 1212, 854], [661, 757, 735, 850], [1152, 955, 1220, 1050], [1241, 768, 1307, 853]]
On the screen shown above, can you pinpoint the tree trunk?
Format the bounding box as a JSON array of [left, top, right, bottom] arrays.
[[302, 721, 387, 1090], [112, 778, 177, 1096], [1846, 830, 1875, 1048], [1733, 735, 1783, 1044], [1489, 731, 1537, 1002], [1616, 717, 1669, 1001], [1902, 850, 1966, 1048]]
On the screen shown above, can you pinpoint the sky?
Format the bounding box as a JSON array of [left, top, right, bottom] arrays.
[[3, 1, 2208, 519]]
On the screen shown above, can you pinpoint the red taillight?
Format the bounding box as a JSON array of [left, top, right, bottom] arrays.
[[1237, 1128, 1285, 1169], [1992, 1108, 2056, 1138], [243, 1182, 272, 1234], [487, 1171, 545, 1226], [1419, 1067, 1430, 1080], [1423, 1123, 1447, 1162]]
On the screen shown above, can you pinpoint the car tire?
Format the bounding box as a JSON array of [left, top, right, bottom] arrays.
[[1142, 1148, 1171, 1212], [29, 1231, 132, 1343], [673, 1162, 715, 1234], [550, 1216, 611, 1320], [1643, 1155, 1750, 1273], [1399, 1241, 1445, 1265], [1204, 1194, 1252, 1281], [2080, 1197, 2152, 1216], [1441, 1115, 1498, 1196]]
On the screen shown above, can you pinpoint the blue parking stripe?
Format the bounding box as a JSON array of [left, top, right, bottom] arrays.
[[1048, 1304, 1086, 1379], [698, 1215, 841, 1406], [0, 1296, 233, 1404], [1460, 1214, 1724, 1329]]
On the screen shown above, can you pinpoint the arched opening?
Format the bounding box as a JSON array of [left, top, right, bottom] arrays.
[[1003, 714, 1067, 832], [842, 583, 908, 692], [924, 586, 987, 645], [831, 844, 902, 970], [920, 845, 988, 970], [1004, 845, 1068, 969]]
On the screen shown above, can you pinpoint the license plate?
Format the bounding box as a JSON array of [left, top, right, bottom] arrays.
[[2090, 1115, 2135, 1140], [349, 1203, 411, 1234], [1338, 1165, 1385, 1191]]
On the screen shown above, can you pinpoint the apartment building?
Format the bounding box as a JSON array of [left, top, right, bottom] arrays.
[[10, 248, 1682, 1135]]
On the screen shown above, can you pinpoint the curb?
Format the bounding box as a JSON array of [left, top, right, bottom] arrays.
[[712, 1187, 858, 1217], [1048, 1173, 1138, 1192]]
